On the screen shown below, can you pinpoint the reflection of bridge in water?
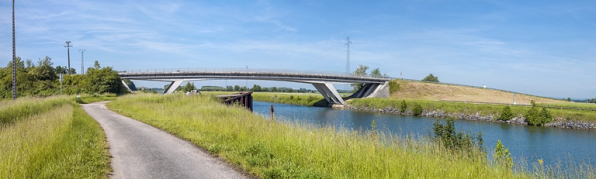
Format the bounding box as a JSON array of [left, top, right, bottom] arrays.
[[118, 68, 391, 105]]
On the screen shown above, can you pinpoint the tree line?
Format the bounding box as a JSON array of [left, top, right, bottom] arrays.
[[0, 56, 126, 99]]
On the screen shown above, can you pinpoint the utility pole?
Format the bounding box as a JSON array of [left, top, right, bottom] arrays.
[[79, 49, 86, 74], [345, 37, 352, 90], [12, 0, 17, 100], [65, 41, 72, 74]]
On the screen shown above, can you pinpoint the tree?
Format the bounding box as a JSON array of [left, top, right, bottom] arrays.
[[271, 87, 278, 92], [182, 82, 196, 92], [351, 65, 369, 91], [226, 85, 233, 91], [370, 68, 382, 78], [55, 66, 67, 74], [234, 85, 240, 91], [526, 100, 552, 126], [251, 84, 261, 92], [498, 106, 514, 121], [422, 73, 439, 82]]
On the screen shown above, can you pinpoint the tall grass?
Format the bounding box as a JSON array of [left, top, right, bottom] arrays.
[[0, 98, 111, 178], [0, 96, 71, 124], [108, 94, 534, 178]]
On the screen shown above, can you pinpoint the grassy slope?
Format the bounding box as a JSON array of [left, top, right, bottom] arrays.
[[390, 80, 567, 105], [108, 94, 530, 178], [0, 97, 111, 178], [348, 80, 596, 122]]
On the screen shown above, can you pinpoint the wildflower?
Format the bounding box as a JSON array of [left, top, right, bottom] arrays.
[[538, 159, 544, 165]]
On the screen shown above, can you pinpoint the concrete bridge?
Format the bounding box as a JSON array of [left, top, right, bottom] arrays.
[[118, 68, 391, 105]]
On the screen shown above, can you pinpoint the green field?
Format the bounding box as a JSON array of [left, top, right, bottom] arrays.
[[106, 93, 569, 178], [0, 97, 111, 178]]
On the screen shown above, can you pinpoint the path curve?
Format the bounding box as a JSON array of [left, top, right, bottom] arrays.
[[82, 102, 248, 179]]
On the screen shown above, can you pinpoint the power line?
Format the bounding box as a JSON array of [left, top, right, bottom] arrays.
[[65, 41, 72, 74], [12, 0, 17, 100], [79, 49, 86, 74]]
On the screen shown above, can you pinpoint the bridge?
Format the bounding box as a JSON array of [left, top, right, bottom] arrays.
[[118, 68, 391, 105]]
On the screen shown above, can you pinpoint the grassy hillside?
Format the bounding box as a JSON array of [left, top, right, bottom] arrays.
[[390, 80, 567, 105]]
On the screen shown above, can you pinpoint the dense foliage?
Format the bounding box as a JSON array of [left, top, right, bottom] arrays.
[[412, 103, 423, 116], [432, 119, 484, 152], [526, 100, 552, 126], [493, 140, 513, 168], [497, 106, 514, 121], [422, 73, 440, 82], [0, 56, 126, 99]]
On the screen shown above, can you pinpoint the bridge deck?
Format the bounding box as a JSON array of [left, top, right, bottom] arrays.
[[118, 70, 390, 84]]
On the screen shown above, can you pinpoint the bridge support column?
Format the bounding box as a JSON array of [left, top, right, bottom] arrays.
[[121, 80, 134, 94], [350, 82, 389, 98], [164, 80, 184, 94], [312, 83, 345, 105]]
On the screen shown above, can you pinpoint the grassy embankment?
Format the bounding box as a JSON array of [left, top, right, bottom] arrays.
[[349, 80, 596, 122], [107, 93, 540, 178], [204, 91, 329, 106], [0, 96, 111, 178]]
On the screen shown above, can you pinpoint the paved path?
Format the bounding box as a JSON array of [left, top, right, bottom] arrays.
[[82, 102, 248, 179]]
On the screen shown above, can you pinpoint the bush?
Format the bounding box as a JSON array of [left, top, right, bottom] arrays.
[[526, 100, 552, 126], [497, 106, 514, 121], [400, 100, 407, 113], [412, 103, 423, 116], [388, 80, 400, 94], [493, 140, 513, 168], [432, 119, 483, 151]]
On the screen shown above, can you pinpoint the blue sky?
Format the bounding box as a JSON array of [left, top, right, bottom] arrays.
[[1, 0, 595, 98]]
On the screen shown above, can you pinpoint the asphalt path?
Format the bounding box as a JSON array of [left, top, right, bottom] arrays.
[[82, 102, 248, 179]]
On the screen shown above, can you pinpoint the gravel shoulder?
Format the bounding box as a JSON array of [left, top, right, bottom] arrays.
[[82, 101, 249, 179]]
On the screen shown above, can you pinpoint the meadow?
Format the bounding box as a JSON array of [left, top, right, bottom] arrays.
[[106, 93, 582, 178], [0, 96, 111, 178]]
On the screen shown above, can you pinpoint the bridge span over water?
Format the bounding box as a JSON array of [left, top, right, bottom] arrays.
[[118, 68, 391, 105]]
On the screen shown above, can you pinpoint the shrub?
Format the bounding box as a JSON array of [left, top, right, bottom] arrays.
[[388, 80, 400, 94], [526, 100, 552, 126], [400, 100, 407, 113], [497, 106, 514, 121], [412, 103, 423, 116], [432, 119, 483, 152], [493, 140, 513, 168]]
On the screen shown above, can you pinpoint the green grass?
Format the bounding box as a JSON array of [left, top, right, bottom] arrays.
[[349, 98, 596, 122], [203, 91, 329, 106], [0, 97, 111, 178], [74, 93, 118, 104], [107, 93, 537, 178]]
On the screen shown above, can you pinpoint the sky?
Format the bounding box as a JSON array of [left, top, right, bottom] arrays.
[[1, 0, 595, 99]]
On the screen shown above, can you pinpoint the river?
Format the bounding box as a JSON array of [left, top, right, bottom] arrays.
[[253, 101, 596, 168]]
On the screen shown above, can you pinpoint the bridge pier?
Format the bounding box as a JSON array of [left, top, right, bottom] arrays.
[[312, 83, 346, 105], [164, 80, 184, 94], [121, 80, 134, 94]]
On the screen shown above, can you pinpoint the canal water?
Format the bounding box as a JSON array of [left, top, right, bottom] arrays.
[[253, 101, 596, 168]]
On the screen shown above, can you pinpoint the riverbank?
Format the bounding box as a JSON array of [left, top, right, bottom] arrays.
[[107, 94, 539, 178], [204, 91, 596, 130], [344, 103, 596, 130]]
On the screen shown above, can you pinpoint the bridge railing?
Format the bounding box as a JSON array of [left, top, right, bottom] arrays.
[[118, 68, 392, 79]]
